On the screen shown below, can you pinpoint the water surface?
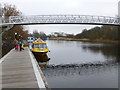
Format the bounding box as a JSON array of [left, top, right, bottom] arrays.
[[40, 40, 119, 88]]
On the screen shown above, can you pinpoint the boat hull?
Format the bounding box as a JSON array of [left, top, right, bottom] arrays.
[[32, 51, 49, 62]]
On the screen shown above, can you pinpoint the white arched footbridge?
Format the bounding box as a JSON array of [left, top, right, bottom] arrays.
[[1, 15, 120, 26]]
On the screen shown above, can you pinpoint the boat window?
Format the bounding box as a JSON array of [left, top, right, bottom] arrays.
[[39, 44, 47, 49], [34, 44, 39, 49], [32, 44, 34, 48], [34, 44, 47, 49]]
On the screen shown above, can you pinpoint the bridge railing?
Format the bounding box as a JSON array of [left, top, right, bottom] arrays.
[[1, 15, 120, 26]]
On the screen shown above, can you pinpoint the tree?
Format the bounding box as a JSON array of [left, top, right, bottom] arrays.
[[39, 32, 47, 40], [1, 3, 21, 19], [30, 30, 47, 40], [1, 3, 28, 40], [33, 30, 40, 38], [1, 3, 28, 56], [75, 26, 120, 41]]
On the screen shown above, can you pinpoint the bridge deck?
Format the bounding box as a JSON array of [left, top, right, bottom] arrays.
[[1, 47, 45, 88]]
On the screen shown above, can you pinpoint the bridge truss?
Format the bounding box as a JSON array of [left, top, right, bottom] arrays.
[[1, 15, 120, 26]]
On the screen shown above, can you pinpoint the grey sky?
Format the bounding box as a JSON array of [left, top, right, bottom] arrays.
[[1, 0, 120, 35]]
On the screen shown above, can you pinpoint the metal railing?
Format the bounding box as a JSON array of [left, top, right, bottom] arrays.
[[1, 15, 120, 26]]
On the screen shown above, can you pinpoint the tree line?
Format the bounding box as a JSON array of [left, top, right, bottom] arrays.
[[28, 30, 47, 40], [75, 25, 120, 41]]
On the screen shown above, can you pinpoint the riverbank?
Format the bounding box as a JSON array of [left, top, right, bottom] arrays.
[[49, 37, 120, 44]]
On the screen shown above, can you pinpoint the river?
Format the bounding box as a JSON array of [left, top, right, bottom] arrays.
[[39, 40, 119, 88]]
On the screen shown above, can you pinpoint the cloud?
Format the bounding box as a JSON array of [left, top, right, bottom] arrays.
[[1, 0, 119, 16]]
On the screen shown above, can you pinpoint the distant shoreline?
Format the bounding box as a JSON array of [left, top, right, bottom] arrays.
[[49, 37, 120, 44]]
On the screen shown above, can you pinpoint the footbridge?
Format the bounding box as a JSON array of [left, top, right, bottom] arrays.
[[1, 15, 120, 26]]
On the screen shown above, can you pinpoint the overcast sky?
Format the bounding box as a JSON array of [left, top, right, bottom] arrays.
[[1, 0, 120, 35]]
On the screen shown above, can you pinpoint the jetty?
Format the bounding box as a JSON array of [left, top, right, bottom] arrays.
[[0, 47, 46, 88]]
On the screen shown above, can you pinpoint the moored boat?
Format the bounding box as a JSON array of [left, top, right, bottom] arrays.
[[31, 38, 50, 62]]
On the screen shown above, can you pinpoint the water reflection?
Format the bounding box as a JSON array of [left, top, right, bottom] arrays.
[[46, 40, 119, 64], [33, 52, 50, 67], [33, 52, 50, 62], [38, 62, 49, 68], [81, 44, 120, 62], [42, 40, 119, 88]]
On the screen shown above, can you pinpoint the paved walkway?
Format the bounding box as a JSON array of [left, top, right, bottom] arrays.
[[1, 47, 45, 88]]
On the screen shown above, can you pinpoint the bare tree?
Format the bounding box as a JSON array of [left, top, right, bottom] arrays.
[[1, 3, 28, 56], [1, 3, 28, 40], [1, 3, 21, 17]]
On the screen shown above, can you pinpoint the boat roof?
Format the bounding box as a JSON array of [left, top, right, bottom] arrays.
[[32, 38, 46, 44], [33, 42, 46, 44]]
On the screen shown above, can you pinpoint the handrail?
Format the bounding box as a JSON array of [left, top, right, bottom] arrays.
[[0, 15, 120, 26]]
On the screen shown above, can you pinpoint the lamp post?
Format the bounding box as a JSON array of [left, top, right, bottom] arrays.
[[15, 33, 18, 40], [21, 36, 23, 40], [19, 35, 21, 40]]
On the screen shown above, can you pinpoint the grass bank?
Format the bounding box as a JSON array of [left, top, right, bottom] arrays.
[[49, 37, 120, 44]]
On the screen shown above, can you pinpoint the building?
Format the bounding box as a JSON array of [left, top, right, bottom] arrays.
[[50, 32, 67, 37]]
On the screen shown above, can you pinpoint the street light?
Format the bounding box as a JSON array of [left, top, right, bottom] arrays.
[[18, 35, 23, 40], [15, 33, 18, 40], [15, 33, 17, 35], [19, 35, 21, 40]]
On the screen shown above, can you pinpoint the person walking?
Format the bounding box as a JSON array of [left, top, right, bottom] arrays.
[[18, 40, 22, 51], [13, 39, 18, 51], [21, 43, 24, 50]]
